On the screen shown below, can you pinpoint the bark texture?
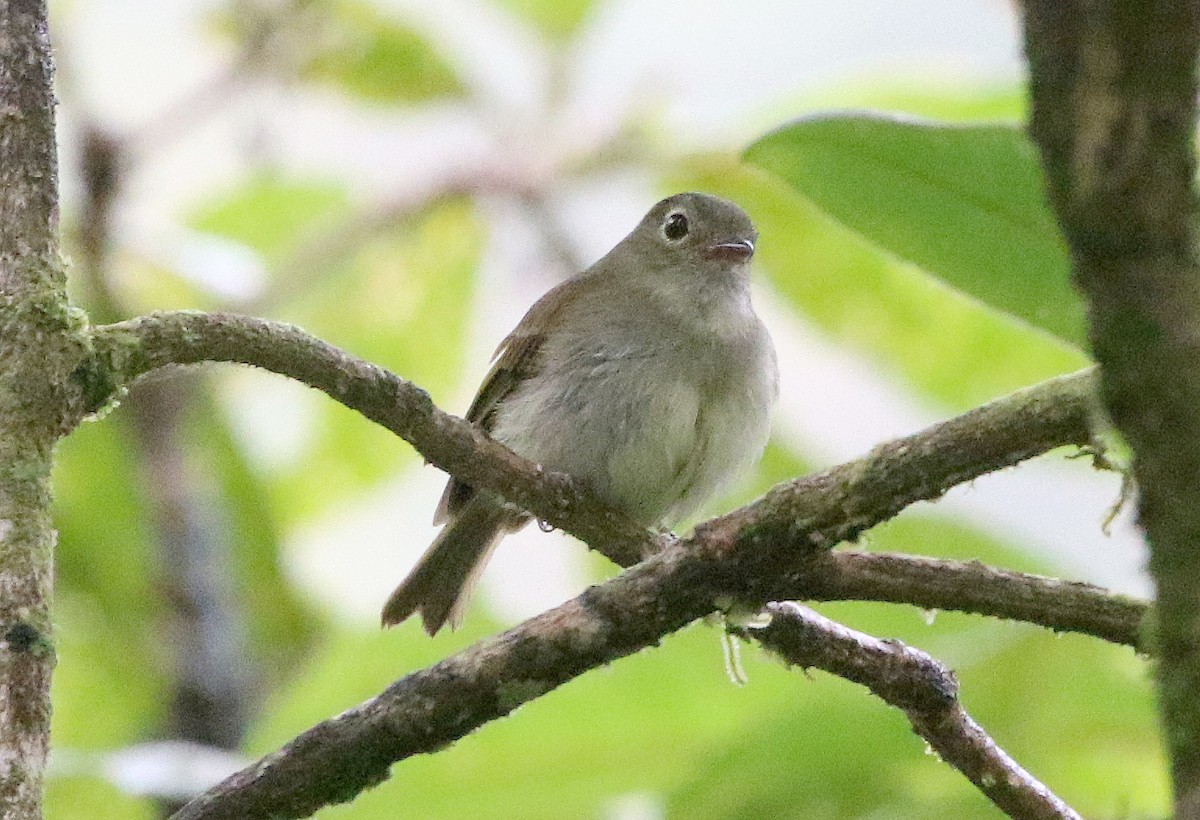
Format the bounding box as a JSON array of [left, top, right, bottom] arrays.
[[0, 1, 77, 814], [1023, 2, 1200, 813]]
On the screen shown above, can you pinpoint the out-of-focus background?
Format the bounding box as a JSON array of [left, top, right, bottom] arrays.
[[49, 1, 1163, 817]]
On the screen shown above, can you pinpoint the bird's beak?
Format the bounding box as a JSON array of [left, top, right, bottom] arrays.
[[705, 238, 755, 263]]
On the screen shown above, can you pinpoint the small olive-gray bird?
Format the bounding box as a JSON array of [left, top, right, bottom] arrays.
[[381, 192, 778, 634]]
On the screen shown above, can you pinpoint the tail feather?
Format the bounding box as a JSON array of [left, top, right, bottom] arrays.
[[381, 498, 522, 635]]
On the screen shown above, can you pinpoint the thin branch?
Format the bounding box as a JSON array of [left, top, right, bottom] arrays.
[[167, 539, 1134, 817], [515, 189, 587, 274], [738, 602, 1082, 820], [691, 366, 1103, 564], [125, 0, 318, 159], [89, 311, 1102, 560], [169, 546, 722, 820], [811, 551, 1149, 651], [242, 173, 481, 316]]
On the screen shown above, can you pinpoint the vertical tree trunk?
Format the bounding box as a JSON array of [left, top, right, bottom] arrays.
[[1023, 3, 1200, 815], [0, 0, 73, 815]]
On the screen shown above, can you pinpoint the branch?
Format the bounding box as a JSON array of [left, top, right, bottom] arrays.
[[1022, 3, 1200, 810], [88, 311, 1103, 570], [738, 602, 1082, 820], [80, 311, 1140, 817], [172, 547, 1126, 818], [168, 545, 1137, 817], [812, 551, 1149, 650], [87, 312, 1145, 647], [170, 545, 716, 819], [87, 311, 654, 565]]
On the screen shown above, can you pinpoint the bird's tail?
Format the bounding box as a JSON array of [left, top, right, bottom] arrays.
[[381, 497, 522, 634]]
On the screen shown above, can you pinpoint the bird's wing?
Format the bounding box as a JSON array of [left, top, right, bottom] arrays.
[[432, 276, 588, 524]]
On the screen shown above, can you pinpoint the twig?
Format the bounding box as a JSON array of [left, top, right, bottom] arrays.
[[242, 172, 482, 316], [515, 189, 587, 274], [812, 551, 1149, 650], [739, 602, 1082, 820], [125, 0, 318, 159], [167, 544, 719, 819], [87, 311, 654, 563]]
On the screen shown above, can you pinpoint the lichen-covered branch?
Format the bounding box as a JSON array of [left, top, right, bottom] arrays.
[[168, 536, 1140, 817], [82, 311, 1142, 818], [171, 546, 716, 819], [740, 602, 1082, 820], [87, 310, 654, 564], [1022, 3, 1200, 812]]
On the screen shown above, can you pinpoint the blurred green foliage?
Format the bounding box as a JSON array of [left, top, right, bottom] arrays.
[[191, 173, 353, 263], [300, 0, 464, 103], [495, 0, 596, 40], [46, 2, 1161, 818], [213, 0, 463, 105], [191, 175, 483, 521], [264, 199, 481, 522], [190, 386, 318, 664]]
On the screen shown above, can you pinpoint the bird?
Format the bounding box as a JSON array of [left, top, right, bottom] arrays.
[[381, 192, 778, 634]]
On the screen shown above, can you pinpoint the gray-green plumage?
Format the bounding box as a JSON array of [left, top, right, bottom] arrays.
[[381, 192, 778, 634]]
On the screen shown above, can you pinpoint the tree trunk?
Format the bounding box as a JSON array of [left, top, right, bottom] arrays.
[[0, 1, 79, 815], [1023, 2, 1200, 814]]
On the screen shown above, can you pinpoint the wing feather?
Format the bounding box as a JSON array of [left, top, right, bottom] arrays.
[[432, 276, 590, 523]]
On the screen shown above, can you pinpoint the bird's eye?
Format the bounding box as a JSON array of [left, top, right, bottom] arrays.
[[662, 211, 689, 241]]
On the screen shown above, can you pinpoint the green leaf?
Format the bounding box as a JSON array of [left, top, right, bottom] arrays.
[[302, 1, 463, 103], [796, 82, 1027, 124], [744, 112, 1087, 347]]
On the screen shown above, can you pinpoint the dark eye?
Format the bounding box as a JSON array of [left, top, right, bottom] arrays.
[[662, 211, 689, 241]]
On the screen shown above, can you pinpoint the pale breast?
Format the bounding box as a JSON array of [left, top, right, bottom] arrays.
[[662, 323, 777, 523], [490, 283, 776, 527]]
